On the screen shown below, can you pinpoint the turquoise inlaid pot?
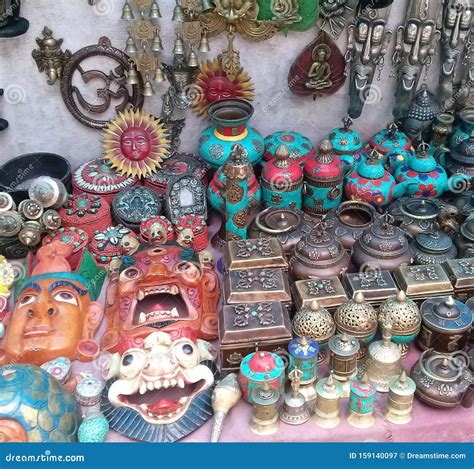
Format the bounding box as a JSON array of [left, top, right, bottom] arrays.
[[349, 377, 376, 414], [344, 152, 413, 207], [288, 337, 319, 384], [367, 124, 412, 164], [261, 131, 315, 168], [198, 99, 264, 169], [394, 144, 470, 198], [450, 108, 474, 148], [326, 117, 366, 172]]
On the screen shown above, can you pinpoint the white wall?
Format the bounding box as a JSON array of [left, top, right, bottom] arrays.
[[0, 0, 440, 168]]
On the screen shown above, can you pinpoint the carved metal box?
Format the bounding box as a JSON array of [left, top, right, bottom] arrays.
[[219, 301, 292, 372], [292, 277, 348, 312], [342, 271, 398, 307], [223, 238, 288, 271], [443, 258, 474, 302], [393, 265, 454, 303], [224, 268, 291, 309]]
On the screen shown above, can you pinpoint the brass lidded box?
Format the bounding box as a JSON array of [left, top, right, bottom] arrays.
[[224, 267, 291, 309], [342, 271, 398, 307], [224, 238, 288, 271], [292, 277, 348, 312], [444, 258, 474, 302], [393, 264, 454, 303], [219, 301, 292, 372]]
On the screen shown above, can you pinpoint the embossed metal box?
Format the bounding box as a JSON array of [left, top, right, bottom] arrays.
[[219, 301, 292, 372], [224, 268, 291, 309], [393, 265, 454, 303], [292, 277, 348, 312], [223, 238, 288, 271], [342, 271, 398, 307], [444, 258, 474, 302]]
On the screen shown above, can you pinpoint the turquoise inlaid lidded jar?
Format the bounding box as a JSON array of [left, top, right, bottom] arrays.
[[288, 336, 319, 384], [198, 98, 264, 169]]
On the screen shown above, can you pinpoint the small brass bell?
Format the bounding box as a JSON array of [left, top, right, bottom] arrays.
[[172, 1, 185, 22], [173, 34, 185, 56], [126, 65, 139, 85], [201, 0, 215, 12], [365, 318, 402, 393], [151, 33, 163, 52], [149, 1, 161, 19], [125, 36, 138, 56], [143, 80, 155, 97], [249, 382, 280, 436], [153, 67, 164, 83], [279, 368, 310, 426], [383, 370, 416, 425], [187, 49, 199, 68], [199, 33, 211, 53], [121, 1, 134, 20]]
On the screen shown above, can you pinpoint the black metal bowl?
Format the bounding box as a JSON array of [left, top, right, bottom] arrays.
[[0, 153, 71, 204]]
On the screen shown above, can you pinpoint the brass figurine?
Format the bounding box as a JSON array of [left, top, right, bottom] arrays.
[[346, 7, 392, 119], [210, 373, 242, 442], [32, 27, 72, 86], [392, 0, 441, 120]]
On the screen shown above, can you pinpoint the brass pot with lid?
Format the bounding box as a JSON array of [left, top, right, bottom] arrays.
[[410, 349, 473, 408], [410, 231, 458, 265], [351, 213, 413, 272], [455, 217, 474, 258], [289, 221, 350, 280], [248, 207, 315, 254], [418, 296, 473, 353], [325, 201, 378, 251]]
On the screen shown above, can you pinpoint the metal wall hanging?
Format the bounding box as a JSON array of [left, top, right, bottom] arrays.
[[32, 27, 72, 86], [121, 0, 164, 97], [319, 0, 357, 40], [345, 6, 392, 119], [392, 0, 441, 121], [60, 37, 145, 129], [457, 26, 474, 109], [437, 0, 473, 112], [288, 30, 346, 100], [0, 0, 28, 38], [0, 89, 7, 131], [256, 0, 319, 32], [159, 88, 185, 157]]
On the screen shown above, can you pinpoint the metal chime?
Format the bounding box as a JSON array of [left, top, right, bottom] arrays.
[[122, 0, 164, 96]]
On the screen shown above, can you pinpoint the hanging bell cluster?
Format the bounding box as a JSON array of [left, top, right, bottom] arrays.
[[126, 61, 139, 85], [121, 1, 134, 20], [172, 0, 186, 22]]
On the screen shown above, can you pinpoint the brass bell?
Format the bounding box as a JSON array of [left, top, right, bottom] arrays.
[[199, 33, 211, 53], [172, 1, 185, 22], [151, 33, 163, 52], [126, 64, 140, 85], [153, 67, 164, 83], [143, 80, 155, 97], [149, 1, 161, 19], [187, 49, 199, 68], [121, 1, 134, 20], [201, 0, 215, 12], [279, 368, 311, 426], [125, 35, 138, 56], [173, 34, 185, 56], [365, 318, 402, 393]]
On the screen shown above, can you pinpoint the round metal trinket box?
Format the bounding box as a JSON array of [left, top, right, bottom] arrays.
[[334, 292, 378, 346], [248, 207, 315, 254], [289, 222, 350, 280], [28, 176, 68, 209], [347, 374, 377, 428], [378, 291, 421, 356], [418, 296, 472, 353], [325, 201, 378, 251], [383, 371, 416, 425], [351, 213, 413, 272], [18, 199, 43, 220], [262, 130, 315, 168], [410, 349, 472, 408], [112, 186, 162, 231], [42, 227, 89, 254], [72, 158, 138, 203], [143, 153, 207, 195], [60, 193, 112, 239], [411, 231, 457, 265], [75, 375, 105, 406], [450, 107, 474, 147], [239, 351, 286, 404]]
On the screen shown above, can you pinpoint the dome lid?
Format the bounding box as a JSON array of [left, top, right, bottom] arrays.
[[328, 332, 360, 356], [407, 84, 441, 122], [327, 116, 364, 154], [292, 300, 336, 342], [378, 291, 421, 336], [334, 292, 378, 339], [408, 142, 437, 173], [400, 197, 439, 219], [357, 150, 386, 179], [288, 336, 319, 359], [414, 231, 453, 254], [304, 139, 344, 180], [420, 296, 472, 333], [261, 144, 303, 186], [369, 123, 411, 154], [248, 351, 278, 373]]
